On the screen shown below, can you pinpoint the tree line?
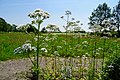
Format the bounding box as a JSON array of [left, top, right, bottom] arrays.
[[0, 17, 61, 33], [0, 17, 18, 32]]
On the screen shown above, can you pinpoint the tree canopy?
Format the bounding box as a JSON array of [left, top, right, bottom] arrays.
[[112, 0, 120, 37], [88, 3, 111, 32]]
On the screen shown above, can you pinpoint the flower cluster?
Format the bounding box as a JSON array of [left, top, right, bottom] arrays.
[[82, 41, 88, 48], [41, 48, 48, 53], [14, 43, 37, 54], [82, 41, 88, 45], [28, 9, 50, 20]]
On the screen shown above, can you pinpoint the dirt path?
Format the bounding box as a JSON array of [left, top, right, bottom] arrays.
[[0, 58, 32, 80], [0, 57, 102, 80]]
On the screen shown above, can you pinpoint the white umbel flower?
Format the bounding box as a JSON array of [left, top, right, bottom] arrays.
[[41, 48, 48, 53], [14, 47, 23, 54], [22, 43, 32, 52], [28, 9, 50, 20]]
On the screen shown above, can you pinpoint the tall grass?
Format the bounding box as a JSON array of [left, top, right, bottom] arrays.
[[1, 32, 119, 61], [0, 32, 34, 61]]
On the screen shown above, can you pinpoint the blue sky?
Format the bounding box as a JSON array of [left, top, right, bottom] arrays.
[[0, 0, 118, 31]]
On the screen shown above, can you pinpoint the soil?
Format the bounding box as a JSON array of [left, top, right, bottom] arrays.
[[0, 58, 32, 80]]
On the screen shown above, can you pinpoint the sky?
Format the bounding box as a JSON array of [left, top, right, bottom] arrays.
[[0, 0, 118, 32]]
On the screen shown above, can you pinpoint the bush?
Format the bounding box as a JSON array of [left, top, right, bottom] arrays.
[[102, 53, 120, 80]]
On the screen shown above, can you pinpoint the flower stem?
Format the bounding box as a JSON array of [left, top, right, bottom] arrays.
[[36, 22, 40, 80]]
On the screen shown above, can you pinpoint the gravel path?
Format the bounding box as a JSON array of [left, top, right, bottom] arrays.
[[0, 58, 32, 80]]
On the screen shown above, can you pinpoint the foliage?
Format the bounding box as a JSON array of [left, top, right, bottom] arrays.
[[102, 49, 120, 80], [89, 3, 111, 32], [46, 24, 61, 32], [17, 24, 38, 33], [0, 17, 18, 32], [112, 0, 120, 37], [0, 32, 33, 61]]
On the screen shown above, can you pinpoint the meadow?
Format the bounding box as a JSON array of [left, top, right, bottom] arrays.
[[1, 32, 119, 61], [0, 32, 34, 61], [1, 32, 120, 79]]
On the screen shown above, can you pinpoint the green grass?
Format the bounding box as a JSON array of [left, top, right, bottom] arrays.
[[0, 32, 120, 61], [0, 32, 34, 61]]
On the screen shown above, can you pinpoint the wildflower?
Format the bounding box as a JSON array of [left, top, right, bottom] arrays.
[[51, 36, 57, 41], [82, 41, 88, 45], [83, 44, 88, 48], [98, 47, 103, 51], [66, 66, 72, 78], [34, 38, 38, 41], [41, 48, 48, 53], [108, 64, 114, 68], [82, 55, 87, 59], [100, 36, 109, 39], [57, 46, 62, 49], [65, 10, 72, 15], [96, 52, 100, 55], [73, 36, 78, 39], [85, 53, 90, 57], [35, 36, 43, 38], [53, 51, 59, 56], [25, 40, 32, 43], [77, 56, 80, 58], [31, 46, 37, 52], [14, 47, 23, 54], [75, 44, 81, 48], [82, 55, 86, 57], [40, 43, 48, 47], [28, 9, 50, 20], [45, 37, 50, 41], [62, 40, 67, 45], [22, 43, 32, 52], [69, 48, 72, 50]]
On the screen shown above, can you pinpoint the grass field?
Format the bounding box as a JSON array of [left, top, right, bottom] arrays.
[[0, 32, 34, 61], [0, 32, 120, 61]]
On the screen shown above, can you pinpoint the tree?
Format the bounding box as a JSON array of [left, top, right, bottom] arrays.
[[74, 26, 81, 32], [17, 23, 38, 33], [112, 0, 120, 37], [46, 24, 61, 32], [17, 24, 27, 32], [41, 27, 47, 33], [12, 24, 17, 32], [0, 17, 17, 32], [6, 23, 12, 32], [89, 24, 101, 32], [0, 17, 7, 31], [89, 3, 111, 32]]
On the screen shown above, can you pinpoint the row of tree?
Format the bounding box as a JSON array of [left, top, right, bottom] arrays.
[[0, 17, 18, 32], [0, 17, 61, 33], [89, 1, 120, 37]]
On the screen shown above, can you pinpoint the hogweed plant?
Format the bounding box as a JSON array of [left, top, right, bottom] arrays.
[[61, 10, 72, 57], [14, 9, 50, 80], [28, 9, 50, 80]]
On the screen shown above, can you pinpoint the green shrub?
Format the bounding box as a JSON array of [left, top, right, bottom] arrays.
[[102, 53, 120, 80]]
